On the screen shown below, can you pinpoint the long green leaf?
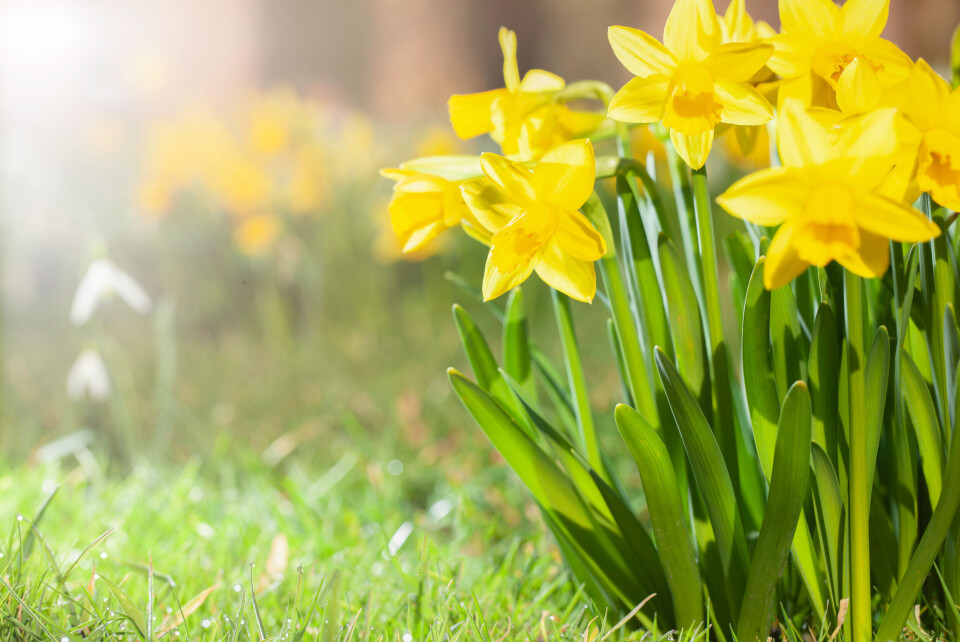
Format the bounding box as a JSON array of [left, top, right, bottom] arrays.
[[616, 403, 703, 630], [901, 350, 945, 507], [502, 288, 535, 400], [655, 347, 749, 621], [811, 443, 844, 609], [865, 326, 890, 491], [809, 303, 840, 468], [737, 382, 812, 642], [659, 234, 710, 416]]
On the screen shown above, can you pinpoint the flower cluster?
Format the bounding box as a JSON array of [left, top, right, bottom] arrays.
[[383, 0, 954, 298], [138, 90, 335, 256]]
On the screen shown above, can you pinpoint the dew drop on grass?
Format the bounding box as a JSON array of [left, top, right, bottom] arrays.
[[387, 460, 404, 475], [100, 552, 108, 559], [61, 637, 69, 642], [402, 634, 413, 642], [16, 515, 23, 522], [201, 619, 211, 629], [234, 584, 242, 592]]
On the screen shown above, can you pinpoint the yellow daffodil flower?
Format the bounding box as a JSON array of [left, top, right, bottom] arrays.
[[768, 0, 913, 112], [897, 59, 960, 212], [606, 0, 774, 170], [381, 169, 484, 253], [716, 100, 940, 289], [448, 28, 604, 161], [717, 0, 779, 158], [234, 214, 281, 256], [459, 139, 606, 302]]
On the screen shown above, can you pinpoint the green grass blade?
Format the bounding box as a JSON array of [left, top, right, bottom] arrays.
[[737, 382, 812, 642], [655, 347, 749, 622], [901, 350, 945, 507], [99, 575, 147, 639], [615, 403, 703, 630]]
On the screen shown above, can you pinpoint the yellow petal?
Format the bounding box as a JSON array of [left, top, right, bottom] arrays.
[[670, 128, 715, 169], [483, 250, 536, 301], [835, 57, 881, 114], [459, 177, 523, 233], [608, 26, 678, 77], [767, 34, 817, 78], [480, 152, 537, 206], [763, 220, 809, 289], [555, 209, 607, 261], [834, 107, 898, 177], [499, 27, 520, 92], [721, 0, 750, 43], [779, 0, 839, 37], [400, 221, 447, 253], [715, 81, 774, 125], [840, 0, 889, 44], [607, 76, 670, 123], [519, 69, 566, 92], [850, 192, 941, 243], [535, 243, 598, 303], [448, 90, 504, 140], [716, 167, 809, 226], [836, 230, 890, 278], [860, 39, 913, 86], [663, 0, 721, 62], [905, 59, 950, 132], [533, 139, 596, 210], [776, 98, 833, 167], [705, 43, 773, 82]]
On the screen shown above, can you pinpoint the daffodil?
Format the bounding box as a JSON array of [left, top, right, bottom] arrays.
[[716, 100, 940, 289], [459, 139, 606, 302], [717, 0, 779, 158], [768, 0, 913, 112], [380, 169, 486, 253], [606, 0, 774, 170], [897, 59, 960, 212], [448, 28, 604, 161], [234, 214, 281, 256]]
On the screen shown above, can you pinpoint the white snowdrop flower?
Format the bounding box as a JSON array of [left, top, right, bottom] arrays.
[[70, 258, 152, 326], [66, 349, 111, 402]]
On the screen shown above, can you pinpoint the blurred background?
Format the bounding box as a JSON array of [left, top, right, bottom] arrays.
[[0, 0, 957, 468]]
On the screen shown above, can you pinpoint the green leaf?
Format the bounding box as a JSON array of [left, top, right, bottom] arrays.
[[811, 443, 844, 609], [864, 326, 890, 491], [616, 403, 703, 630], [770, 282, 804, 401], [615, 170, 672, 360], [655, 347, 749, 620], [809, 303, 840, 468], [502, 288, 535, 400], [737, 382, 812, 642], [901, 350, 945, 507], [741, 258, 780, 474], [877, 375, 960, 641], [658, 234, 710, 415], [452, 304, 530, 434]]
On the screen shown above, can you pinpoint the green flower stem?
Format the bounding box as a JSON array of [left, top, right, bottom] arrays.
[[552, 290, 604, 477], [844, 268, 871, 642], [691, 166, 738, 488]]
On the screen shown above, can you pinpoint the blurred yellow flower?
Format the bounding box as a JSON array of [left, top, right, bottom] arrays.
[[768, 0, 912, 112], [897, 59, 960, 212], [287, 146, 328, 215], [716, 100, 940, 289], [416, 128, 461, 158], [371, 202, 447, 264], [448, 28, 604, 161], [460, 139, 606, 302], [380, 168, 481, 252], [607, 0, 774, 169], [209, 153, 274, 216], [234, 215, 282, 256], [248, 91, 298, 157]]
